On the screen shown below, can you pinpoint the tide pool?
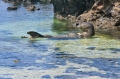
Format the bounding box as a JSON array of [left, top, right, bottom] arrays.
[[0, 1, 120, 79]]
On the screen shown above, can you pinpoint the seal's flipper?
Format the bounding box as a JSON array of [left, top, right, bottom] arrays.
[[27, 31, 44, 38]]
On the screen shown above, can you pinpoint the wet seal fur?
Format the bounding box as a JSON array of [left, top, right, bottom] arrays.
[[22, 22, 95, 39], [26, 31, 81, 39]]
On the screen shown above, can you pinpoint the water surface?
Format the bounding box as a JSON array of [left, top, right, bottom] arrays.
[[0, 1, 120, 79]]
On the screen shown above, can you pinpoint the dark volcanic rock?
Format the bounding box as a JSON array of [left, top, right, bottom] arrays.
[[7, 6, 17, 10], [51, 0, 120, 38], [3, 0, 49, 11]]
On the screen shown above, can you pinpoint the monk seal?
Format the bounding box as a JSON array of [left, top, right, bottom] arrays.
[[22, 22, 95, 39], [26, 31, 80, 39]]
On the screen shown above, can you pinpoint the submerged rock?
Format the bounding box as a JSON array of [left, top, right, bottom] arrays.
[[26, 5, 40, 11], [7, 6, 17, 10]]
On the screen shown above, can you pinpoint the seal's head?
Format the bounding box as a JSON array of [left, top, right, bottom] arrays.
[[27, 31, 44, 38], [77, 22, 95, 38]]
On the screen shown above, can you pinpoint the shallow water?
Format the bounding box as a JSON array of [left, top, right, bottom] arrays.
[[0, 1, 120, 79]]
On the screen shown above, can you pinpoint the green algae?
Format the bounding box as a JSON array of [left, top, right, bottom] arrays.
[[52, 18, 68, 33], [54, 34, 120, 58], [50, 18, 120, 58]]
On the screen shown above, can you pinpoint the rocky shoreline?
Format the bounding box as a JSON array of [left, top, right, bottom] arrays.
[[51, 0, 120, 39], [3, 0, 120, 38]]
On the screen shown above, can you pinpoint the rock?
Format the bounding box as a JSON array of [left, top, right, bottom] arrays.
[[114, 18, 120, 26], [26, 5, 40, 11], [52, 0, 120, 38], [7, 6, 17, 10]]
